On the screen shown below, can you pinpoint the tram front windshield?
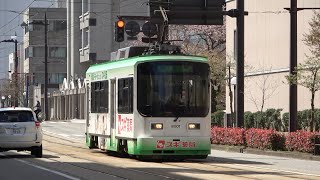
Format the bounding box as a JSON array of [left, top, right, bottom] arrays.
[[137, 61, 210, 117]]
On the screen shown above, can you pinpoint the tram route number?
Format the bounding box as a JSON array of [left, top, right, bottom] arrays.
[[156, 140, 196, 149]]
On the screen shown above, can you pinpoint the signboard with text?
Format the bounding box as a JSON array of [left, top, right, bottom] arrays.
[[117, 114, 134, 137]]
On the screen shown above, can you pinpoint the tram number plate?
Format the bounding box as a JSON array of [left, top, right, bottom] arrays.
[[13, 128, 21, 134], [171, 125, 180, 128]]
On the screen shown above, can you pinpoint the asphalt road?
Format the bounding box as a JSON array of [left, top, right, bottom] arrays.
[[1, 120, 320, 180]]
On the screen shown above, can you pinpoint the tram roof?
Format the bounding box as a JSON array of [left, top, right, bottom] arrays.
[[86, 55, 207, 74]]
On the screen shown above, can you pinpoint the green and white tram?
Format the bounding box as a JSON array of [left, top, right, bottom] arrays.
[[85, 48, 211, 159]]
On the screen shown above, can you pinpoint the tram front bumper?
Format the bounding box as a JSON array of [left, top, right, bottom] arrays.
[[128, 137, 211, 156]]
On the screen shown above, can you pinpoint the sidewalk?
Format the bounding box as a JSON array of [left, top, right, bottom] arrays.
[[209, 148, 320, 176], [211, 144, 320, 161]]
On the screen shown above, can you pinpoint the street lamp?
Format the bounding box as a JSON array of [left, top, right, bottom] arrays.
[[231, 77, 237, 127], [0, 34, 18, 107], [21, 12, 48, 120]]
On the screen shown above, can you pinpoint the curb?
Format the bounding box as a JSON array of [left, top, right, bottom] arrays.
[[211, 144, 320, 161]]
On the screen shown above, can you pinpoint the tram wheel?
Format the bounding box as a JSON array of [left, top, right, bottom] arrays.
[[118, 139, 129, 157]]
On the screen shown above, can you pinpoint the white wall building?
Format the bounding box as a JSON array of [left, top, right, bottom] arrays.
[[226, 0, 320, 114]]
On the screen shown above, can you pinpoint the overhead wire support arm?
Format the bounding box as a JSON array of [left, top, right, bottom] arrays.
[[159, 5, 169, 43], [224, 9, 249, 18]]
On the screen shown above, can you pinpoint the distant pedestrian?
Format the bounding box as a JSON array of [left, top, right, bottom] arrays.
[[34, 101, 41, 115]]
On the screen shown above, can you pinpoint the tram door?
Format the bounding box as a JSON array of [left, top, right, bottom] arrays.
[[85, 82, 90, 133], [109, 79, 117, 148]]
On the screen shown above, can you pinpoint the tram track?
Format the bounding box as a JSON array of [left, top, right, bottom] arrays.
[[42, 133, 184, 180], [42, 132, 320, 180]]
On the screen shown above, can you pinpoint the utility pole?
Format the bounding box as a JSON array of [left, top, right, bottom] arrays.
[[289, 0, 298, 132], [14, 37, 18, 107], [284, 2, 320, 132], [44, 12, 48, 120]]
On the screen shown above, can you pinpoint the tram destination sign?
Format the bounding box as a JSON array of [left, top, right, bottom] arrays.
[[88, 71, 108, 81]]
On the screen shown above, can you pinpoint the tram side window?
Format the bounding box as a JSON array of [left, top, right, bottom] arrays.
[[99, 81, 109, 113], [90, 81, 109, 113], [118, 78, 133, 113], [91, 83, 96, 112]]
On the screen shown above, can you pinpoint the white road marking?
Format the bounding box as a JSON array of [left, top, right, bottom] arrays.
[[15, 159, 81, 180], [0, 153, 80, 180]]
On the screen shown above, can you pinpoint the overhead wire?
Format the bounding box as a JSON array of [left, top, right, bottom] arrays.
[[0, 0, 36, 32]]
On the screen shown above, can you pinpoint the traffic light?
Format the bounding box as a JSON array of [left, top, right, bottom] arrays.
[[115, 19, 125, 42]]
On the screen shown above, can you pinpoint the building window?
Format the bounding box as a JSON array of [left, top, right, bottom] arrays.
[[33, 47, 45, 57], [48, 73, 66, 84], [82, 28, 89, 48], [25, 47, 29, 59], [91, 81, 108, 113], [49, 47, 67, 58], [31, 20, 45, 31], [49, 20, 67, 31], [89, 18, 96, 26], [118, 78, 133, 113]]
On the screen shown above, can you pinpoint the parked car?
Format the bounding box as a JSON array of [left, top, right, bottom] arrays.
[[0, 107, 43, 157]]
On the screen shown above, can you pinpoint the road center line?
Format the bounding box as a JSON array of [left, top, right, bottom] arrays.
[[14, 158, 81, 180]]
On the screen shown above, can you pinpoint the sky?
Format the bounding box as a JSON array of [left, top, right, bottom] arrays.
[[0, 0, 56, 79]]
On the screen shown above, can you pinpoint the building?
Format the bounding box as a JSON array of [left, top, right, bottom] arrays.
[[46, 0, 149, 120], [8, 53, 14, 80], [225, 0, 320, 114], [22, 8, 67, 107], [66, 0, 149, 83]]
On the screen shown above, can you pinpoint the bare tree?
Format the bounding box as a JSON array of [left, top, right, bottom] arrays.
[[1, 76, 26, 107], [169, 24, 226, 112], [246, 67, 278, 113]]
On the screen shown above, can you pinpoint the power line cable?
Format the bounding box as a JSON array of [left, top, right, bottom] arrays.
[[0, 0, 36, 32]]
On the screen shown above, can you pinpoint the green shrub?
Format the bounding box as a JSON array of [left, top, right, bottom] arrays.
[[315, 109, 320, 131], [298, 109, 312, 130], [211, 110, 225, 127], [244, 111, 254, 128], [265, 109, 282, 131], [282, 112, 289, 132], [253, 111, 266, 129]]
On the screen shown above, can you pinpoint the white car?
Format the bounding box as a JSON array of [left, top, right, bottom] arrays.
[[0, 107, 43, 157]]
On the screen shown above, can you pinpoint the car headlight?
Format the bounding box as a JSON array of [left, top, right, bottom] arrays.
[[151, 123, 163, 130], [188, 123, 200, 130]]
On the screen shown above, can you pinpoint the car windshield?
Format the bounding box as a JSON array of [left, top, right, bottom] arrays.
[[0, 111, 34, 123]]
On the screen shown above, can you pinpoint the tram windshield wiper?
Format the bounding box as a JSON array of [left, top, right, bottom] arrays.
[[173, 105, 185, 122]]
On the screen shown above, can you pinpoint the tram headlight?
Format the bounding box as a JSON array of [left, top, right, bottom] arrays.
[[188, 123, 200, 130], [151, 123, 163, 130]]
